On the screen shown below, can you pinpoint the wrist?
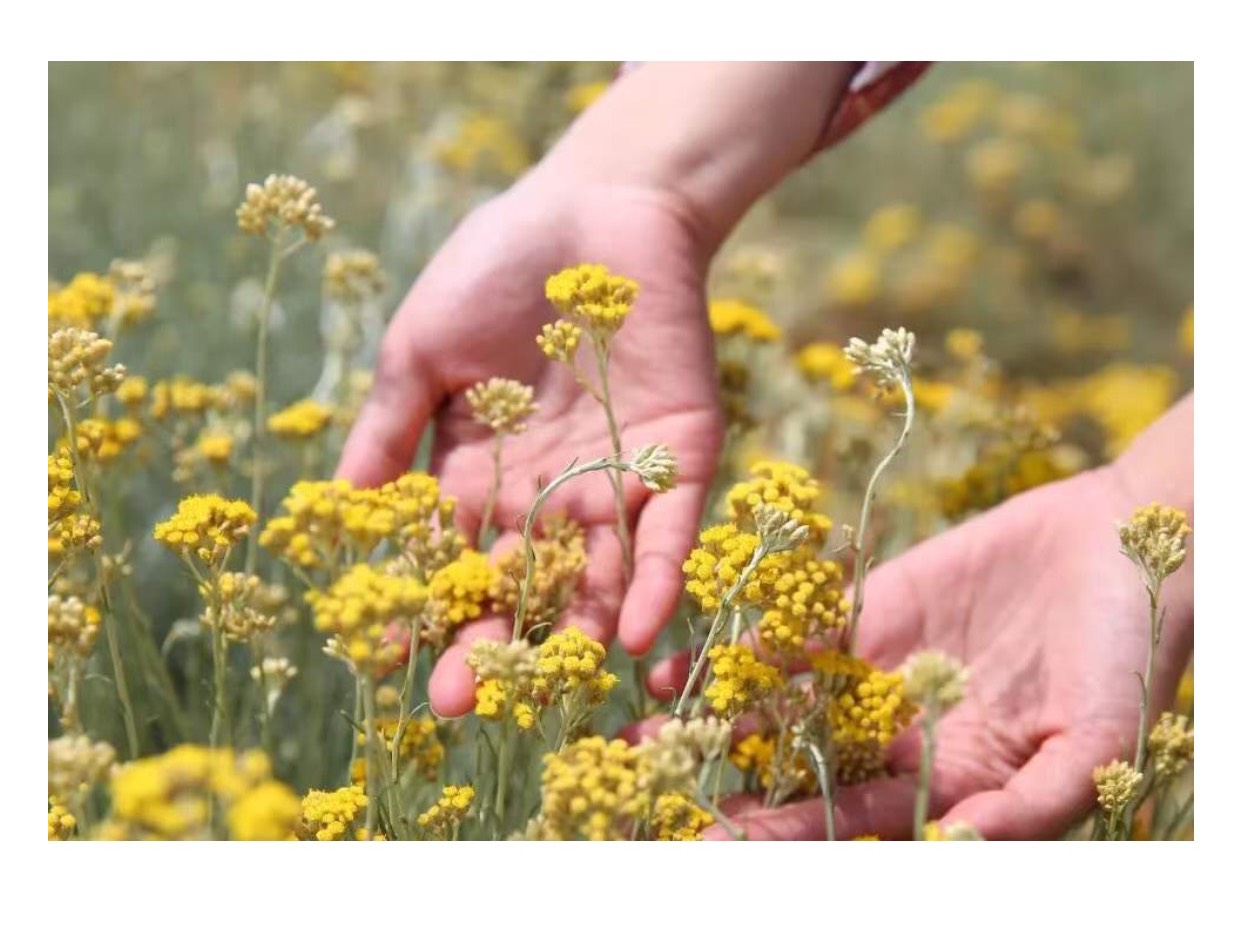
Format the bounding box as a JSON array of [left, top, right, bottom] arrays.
[[538, 62, 858, 253]]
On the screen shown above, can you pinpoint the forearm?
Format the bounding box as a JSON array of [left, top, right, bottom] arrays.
[[539, 62, 859, 252]]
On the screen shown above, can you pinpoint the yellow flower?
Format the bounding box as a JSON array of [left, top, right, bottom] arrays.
[[726, 460, 833, 545], [1119, 503, 1191, 587], [532, 627, 619, 708], [683, 523, 761, 614], [352, 715, 443, 784], [1093, 760, 1142, 815], [195, 431, 234, 466], [228, 780, 302, 841], [920, 81, 997, 143], [536, 319, 583, 362], [545, 263, 638, 339], [48, 596, 102, 658], [797, 343, 857, 391], [566, 80, 609, 114], [48, 452, 81, 524], [825, 251, 880, 307], [324, 249, 385, 303], [490, 517, 586, 636], [945, 328, 984, 362], [965, 138, 1027, 196], [863, 204, 921, 255], [650, 793, 713, 841], [434, 114, 530, 179], [704, 644, 783, 720], [115, 375, 149, 408], [537, 736, 644, 841], [48, 327, 125, 400], [268, 399, 334, 440], [297, 785, 368, 841], [417, 785, 475, 837], [465, 378, 538, 435], [308, 563, 428, 678], [1013, 198, 1062, 242], [154, 494, 256, 567], [48, 798, 76, 840], [237, 173, 335, 240], [1148, 711, 1193, 782], [708, 299, 782, 343], [48, 273, 116, 329], [424, 549, 497, 648]]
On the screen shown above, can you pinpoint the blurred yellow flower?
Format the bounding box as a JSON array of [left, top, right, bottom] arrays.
[[863, 204, 922, 255], [826, 251, 881, 307]]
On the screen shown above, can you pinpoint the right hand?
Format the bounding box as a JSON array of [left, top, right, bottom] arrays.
[[336, 167, 724, 716]]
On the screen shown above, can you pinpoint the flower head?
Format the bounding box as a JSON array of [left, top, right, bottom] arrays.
[[537, 736, 644, 841], [1148, 711, 1194, 782], [902, 649, 969, 710], [297, 785, 368, 841], [465, 377, 538, 435], [268, 399, 335, 440], [153, 494, 256, 567], [417, 785, 475, 838], [844, 327, 916, 390], [1118, 504, 1191, 588], [704, 644, 783, 720], [48, 328, 125, 400], [324, 249, 385, 302], [629, 444, 679, 493], [536, 319, 583, 362], [650, 793, 713, 841], [709, 299, 781, 343], [545, 263, 638, 339], [1093, 759, 1142, 815], [309, 564, 428, 677], [237, 173, 335, 240]]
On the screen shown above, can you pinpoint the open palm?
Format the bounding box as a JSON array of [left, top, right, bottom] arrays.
[[704, 465, 1193, 839], [337, 175, 723, 716]]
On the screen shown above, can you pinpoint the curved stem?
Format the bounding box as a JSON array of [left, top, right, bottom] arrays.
[[847, 372, 915, 655], [592, 341, 633, 581]]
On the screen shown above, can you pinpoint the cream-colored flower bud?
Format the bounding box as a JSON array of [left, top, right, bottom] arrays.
[[1148, 711, 1194, 782], [629, 444, 679, 493], [237, 173, 335, 241], [753, 503, 810, 553], [48, 735, 116, 800], [49, 328, 121, 398], [1118, 504, 1191, 587], [466, 639, 538, 684], [1093, 759, 1142, 815], [465, 377, 538, 435], [639, 717, 732, 797], [844, 326, 916, 388], [536, 320, 582, 363], [324, 249, 385, 302], [902, 649, 969, 710]]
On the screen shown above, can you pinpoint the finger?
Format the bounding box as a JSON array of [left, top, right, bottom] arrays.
[[427, 617, 509, 717], [556, 525, 624, 645], [851, 546, 939, 669], [616, 714, 671, 746], [618, 481, 710, 655], [938, 727, 1121, 840], [703, 776, 918, 841], [336, 333, 441, 488]]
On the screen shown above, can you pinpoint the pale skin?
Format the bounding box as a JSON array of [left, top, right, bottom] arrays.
[[337, 63, 1194, 839]]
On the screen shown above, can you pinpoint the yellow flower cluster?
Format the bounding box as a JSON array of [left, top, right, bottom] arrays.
[[417, 785, 475, 837], [236, 173, 335, 240], [48, 327, 126, 399], [425, 550, 498, 649], [115, 375, 148, 408], [106, 258, 158, 326], [831, 665, 916, 747], [296, 785, 368, 840], [490, 517, 586, 635], [923, 821, 983, 841], [825, 251, 880, 307], [545, 263, 638, 339], [650, 793, 713, 841], [103, 746, 298, 840], [48, 735, 116, 801], [682, 524, 761, 614], [728, 733, 816, 795], [195, 431, 234, 466], [48, 273, 115, 329], [206, 572, 281, 642], [538, 736, 643, 841], [469, 639, 540, 730], [704, 644, 783, 720], [48, 452, 81, 523], [1148, 711, 1194, 782], [921, 80, 996, 143], [268, 399, 334, 440], [797, 342, 857, 391], [474, 678, 538, 731], [69, 416, 141, 464], [149, 377, 216, 420], [48, 595, 102, 658], [48, 799, 76, 840], [1119, 503, 1191, 586], [309, 564, 428, 677], [465, 377, 538, 435], [531, 627, 619, 708], [754, 553, 849, 654], [708, 299, 782, 343], [352, 715, 443, 784], [52, 513, 103, 558], [1093, 759, 1142, 815], [938, 445, 1072, 520], [261, 473, 459, 571], [324, 249, 385, 303], [863, 203, 922, 254], [536, 319, 583, 363], [153, 494, 256, 567], [435, 114, 530, 179], [727, 461, 832, 545]]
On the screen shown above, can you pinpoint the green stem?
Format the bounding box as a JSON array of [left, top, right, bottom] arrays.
[[1125, 587, 1162, 838], [512, 455, 633, 641], [847, 372, 915, 655], [804, 737, 837, 841], [479, 434, 503, 546], [245, 229, 288, 575], [592, 341, 633, 581], [209, 610, 231, 749], [345, 677, 363, 784], [913, 705, 938, 840], [493, 717, 513, 838], [362, 675, 379, 839], [678, 543, 770, 719]]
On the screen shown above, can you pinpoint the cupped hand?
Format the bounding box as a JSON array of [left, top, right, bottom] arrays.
[[646, 465, 1192, 840], [336, 170, 724, 716]]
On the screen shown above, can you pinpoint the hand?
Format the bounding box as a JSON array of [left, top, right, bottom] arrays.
[[336, 168, 724, 716], [648, 464, 1192, 840]]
